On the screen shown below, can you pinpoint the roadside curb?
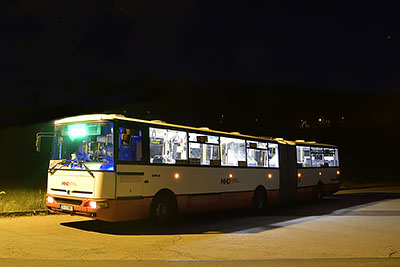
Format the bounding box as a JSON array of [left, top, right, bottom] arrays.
[[340, 185, 400, 191], [0, 209, 56, 218]]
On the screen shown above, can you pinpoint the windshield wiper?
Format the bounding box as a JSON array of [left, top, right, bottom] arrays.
[[48, 160, 95, 178], [78, 160, 95, 178], [49, 160, 68, 175]]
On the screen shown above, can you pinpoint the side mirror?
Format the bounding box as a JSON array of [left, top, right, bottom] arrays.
[[35, 132, 55, 152]]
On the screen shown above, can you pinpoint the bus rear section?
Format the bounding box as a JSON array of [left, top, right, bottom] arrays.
[[295, 144, 340, 201]]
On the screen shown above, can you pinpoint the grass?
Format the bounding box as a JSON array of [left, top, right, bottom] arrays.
[[0, 188, 47, 213]]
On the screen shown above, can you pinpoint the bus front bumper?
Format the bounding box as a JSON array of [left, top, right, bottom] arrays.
[[46, 194, 107, 219], [46, 194, 151, 222]]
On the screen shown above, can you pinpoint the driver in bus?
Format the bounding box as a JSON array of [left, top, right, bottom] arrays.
[[71, 145, 91, 161]]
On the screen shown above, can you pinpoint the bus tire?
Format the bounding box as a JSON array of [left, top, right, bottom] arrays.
[[149, 191, 177, 224], [252, 187, 268, 215], [315, 182, 324, 201]]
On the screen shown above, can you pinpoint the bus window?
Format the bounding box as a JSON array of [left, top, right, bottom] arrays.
[[52, 122, 114, 169], [322, 148, 339, 167], [118, 127, 143, 162], [335, 148, 339, 167], [323, 148, 336, 167], [296, 146, 311, 167], [268, 143, 279, 167], [189, 133, 220, 165], [311, 147, 324, 167], [149, 127, 187, 164], [189, 133, 219, 144], [220, 137, 246, 166], [247, 141, 268, 167]]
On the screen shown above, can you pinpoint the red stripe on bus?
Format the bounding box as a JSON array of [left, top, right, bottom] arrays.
[[267, 190, 279, 205]]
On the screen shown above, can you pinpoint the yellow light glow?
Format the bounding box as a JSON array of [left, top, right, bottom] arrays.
[[318, 172, 322, 176], [336, 170, 340, 175], [297, 173, 302, 178], [268, 173, 272, 179], [174, 173, 180, 179], [229, 173, 234, 179]]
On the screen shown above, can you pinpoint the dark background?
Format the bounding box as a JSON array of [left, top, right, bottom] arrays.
[[0, 1, 399, 188]]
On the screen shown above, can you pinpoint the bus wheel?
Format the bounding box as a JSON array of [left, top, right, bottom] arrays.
[[315, 182, 324, 201], [252, 188, 267, 215], [150, 193, 177, 224]]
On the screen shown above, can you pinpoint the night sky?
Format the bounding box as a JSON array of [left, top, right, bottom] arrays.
[[1, 1, 400, 129], [3, 2, 400, 100]]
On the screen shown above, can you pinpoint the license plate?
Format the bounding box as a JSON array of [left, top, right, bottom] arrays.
[[60, 204, 73, 212]]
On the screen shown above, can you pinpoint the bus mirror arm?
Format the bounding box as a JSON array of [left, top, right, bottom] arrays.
[[35, 132, 55, 152]]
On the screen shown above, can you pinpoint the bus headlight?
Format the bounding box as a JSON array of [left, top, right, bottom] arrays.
[[89, 201, 97, 209], [47, 196, 55, 204], [88, 201, 109, 209]]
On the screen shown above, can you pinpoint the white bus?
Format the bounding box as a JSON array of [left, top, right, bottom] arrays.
[[41, 114, 340, 222]]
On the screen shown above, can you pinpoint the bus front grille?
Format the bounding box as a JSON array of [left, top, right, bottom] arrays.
[[54, 198, 83, 206]]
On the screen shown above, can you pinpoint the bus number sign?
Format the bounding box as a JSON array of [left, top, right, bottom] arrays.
[[221, 178, 240, 185], [221, 178, 231, 185]]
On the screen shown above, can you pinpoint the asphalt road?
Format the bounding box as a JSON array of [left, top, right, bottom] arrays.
[[1, 187, 400, 267]]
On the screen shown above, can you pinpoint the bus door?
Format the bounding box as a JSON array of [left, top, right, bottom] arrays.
[[115, 124, 147, 198], [278, 144, 297, 203]]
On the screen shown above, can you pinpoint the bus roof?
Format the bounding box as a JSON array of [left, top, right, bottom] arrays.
[[54, 114, 336, 148]]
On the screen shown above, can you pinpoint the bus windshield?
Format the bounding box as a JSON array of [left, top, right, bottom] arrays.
[[51, 122, 114, 171]]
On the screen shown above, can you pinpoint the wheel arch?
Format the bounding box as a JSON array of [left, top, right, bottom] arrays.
[[150, 188, 178, 211]]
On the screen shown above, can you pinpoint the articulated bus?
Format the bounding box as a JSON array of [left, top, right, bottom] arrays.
[[41, 114, 340, 222]]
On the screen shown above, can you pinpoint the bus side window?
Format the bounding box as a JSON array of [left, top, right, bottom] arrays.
[[149, 127, 187, 164], [296, 146, 311, 167], [246, 141, 268, 167], [311, 147, 324, 167], [323, 148, 337, 167], [220, 137, 246, 166], [118, 127, 143, 162], [188, 132, 220, 166], [268, 143, 279, 167]]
